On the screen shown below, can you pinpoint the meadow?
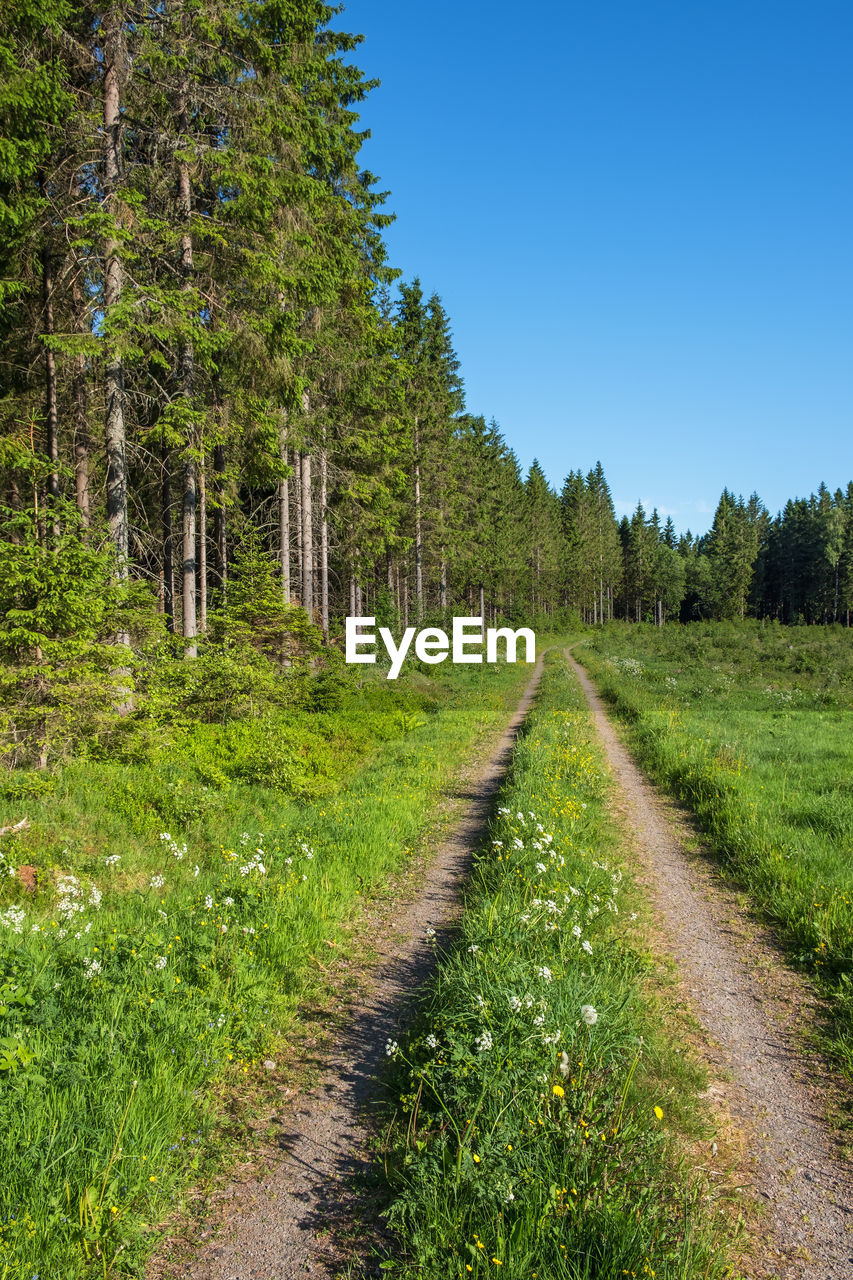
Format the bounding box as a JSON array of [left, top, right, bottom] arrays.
[[576, 622, 853, 1073], [0, 654, 534, 1278], [380, 651, 740, 1279]]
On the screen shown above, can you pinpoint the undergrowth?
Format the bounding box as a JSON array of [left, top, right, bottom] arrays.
[[0, 655, 535, 1278]]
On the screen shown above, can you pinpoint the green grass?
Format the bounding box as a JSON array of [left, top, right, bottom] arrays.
[[576, 621, 853, 1074], [379, 651, 739, 1280], [0, 655, 536, 1279]]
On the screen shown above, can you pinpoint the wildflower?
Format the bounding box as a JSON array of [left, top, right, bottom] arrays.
[[223, 896, 234, 906], [581, 940, 593, 955], [204, 896, 214, 910], [150, 875, 164, 890], [542, 1031, 561, 1046], [536, 862, 547, 874], [533, 1013, 545, 1026], [475, 994, 485, 1008], [193, 865, 200, 878], [516, 812, 524, 822], [105, 855, 121, 866], [580, 1004, 598, 1026], [654, 1105, 663, 1120], [385, 1039, 398, 1057], [558, 1051, 570, 1077], [571, 925, 582, 938], [0, 905, 26, 934], [89, 886, 102, 908], [425, 1034, 438, 1049], [83, 956, 102, 979], [425, 926, 436, 938], [508, 995, 522, 1012], [474, 1030, 493, 1052], [467, 943, 479, 954], [536, 965, 552, 983], [472, 1153, 481, 1163], [552, 1084, 565, 1098], [513, 838, 524, 850], [155, 956, 167, 970]]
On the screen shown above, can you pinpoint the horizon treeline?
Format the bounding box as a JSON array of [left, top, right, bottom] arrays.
[[2, 0, 852, 678]]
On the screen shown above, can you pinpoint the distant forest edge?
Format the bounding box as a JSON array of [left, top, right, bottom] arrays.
[[2, 0, 852, 716]]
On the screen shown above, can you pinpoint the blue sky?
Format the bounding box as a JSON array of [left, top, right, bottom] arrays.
[[346, 0, 852, 535]]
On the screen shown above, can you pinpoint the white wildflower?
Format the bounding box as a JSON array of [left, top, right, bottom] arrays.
[[150, 874, 164, 890], [105, 854, 121, 867], [536, 966, 553, 983], [425, 1033, 438, 1049], [508, 995, 522, 1012], [0, 905, 26, 934], [474, 1030, 493, 1053], [581, 940, 593, 955], [536, 862, 547, 874], [155, 956, 167, 970], [467, 943, 479, 954], [581, 1004, 598, 1026], [385, 1039, 398, 1057]]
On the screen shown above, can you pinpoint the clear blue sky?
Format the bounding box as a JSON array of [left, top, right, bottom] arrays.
[[345, 0, 853, 535]]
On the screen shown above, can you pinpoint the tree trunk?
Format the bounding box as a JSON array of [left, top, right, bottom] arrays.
[[177, 61, 197, 654], [279, 434, 290, 602], [479, 582, 485, 622], [103, 11, 129, 599], [161, 441, 175, 632], [213, 442, 227, 601], [72, 280, 90, 526], [414, 421, 423, 619], [301, 450, 313, 617], [198, 454, 207, 632], [182, 457, 197, 656], [41, 245, 59, 536], [295, 451, 303, 602], [440, 553, 447, 613], [320, 444, 329, 639]]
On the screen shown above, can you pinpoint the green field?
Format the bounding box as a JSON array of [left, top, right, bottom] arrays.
[[577, 622, 853, 1072], [380, 651, 739, 1279], [0, 656, 534, 1278]]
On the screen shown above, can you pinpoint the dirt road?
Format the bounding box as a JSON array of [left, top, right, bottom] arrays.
[[568, 649, 853, 1280], [150, 655, 547, 1280]]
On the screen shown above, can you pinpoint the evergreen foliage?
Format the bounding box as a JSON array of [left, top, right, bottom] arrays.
[[0, 1, 850, 769]]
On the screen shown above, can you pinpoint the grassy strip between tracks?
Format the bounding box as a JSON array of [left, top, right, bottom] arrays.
[[575, 623, 853, 1078], [379, 651, 740, 1280], [0, 655, 537, 1279]]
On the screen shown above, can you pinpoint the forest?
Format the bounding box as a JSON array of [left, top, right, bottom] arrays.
[[2, 0, 853, 776]]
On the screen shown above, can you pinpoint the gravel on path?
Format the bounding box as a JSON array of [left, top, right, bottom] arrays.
[[152, 654, 547, 1280], [568, 649, 853, 1280]]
